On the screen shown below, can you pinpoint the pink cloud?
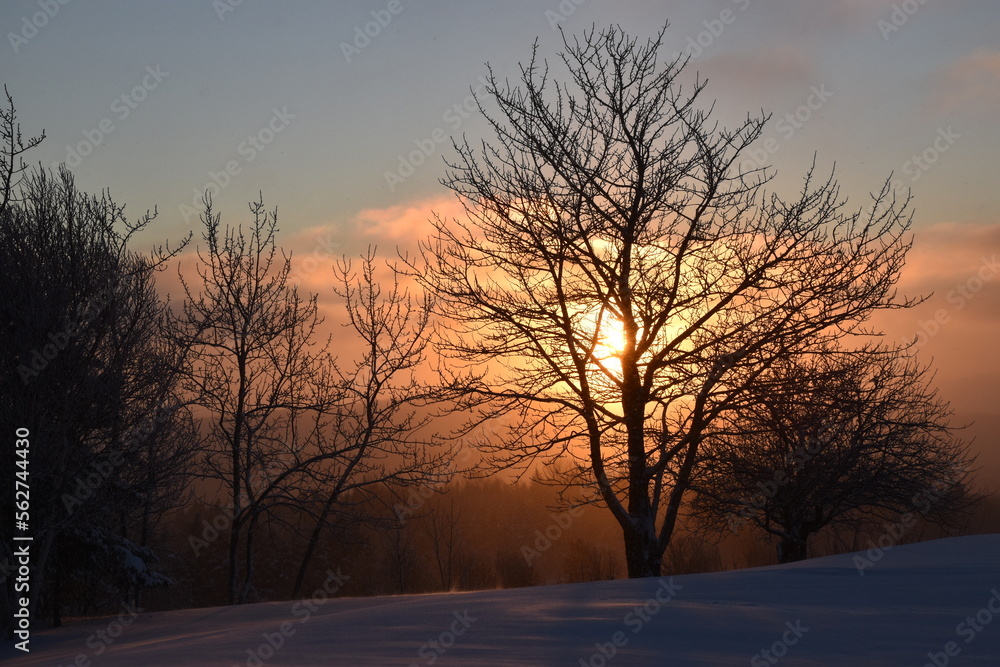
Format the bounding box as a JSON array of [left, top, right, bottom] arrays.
[[857, 221, 1000, 487], [351, 195, 465, 243], [871, 221, 999, 410], [280, 195, 467, 296], [893, 221, 1000, 300]]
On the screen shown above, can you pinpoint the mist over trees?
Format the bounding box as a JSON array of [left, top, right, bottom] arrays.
[[170, 199, 457, 605], [0, 20, 987, 635]]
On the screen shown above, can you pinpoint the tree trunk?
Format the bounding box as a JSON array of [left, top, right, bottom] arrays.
[[777, 532, 809, 563], [29, 527, 55, 622], [291, 489, 340, 600], [51, 562, 61, 628], [239, 511, 258, 604], [227, 514, 241, 605], [623, 524, 663, 578], [621, 334, 663, 579]]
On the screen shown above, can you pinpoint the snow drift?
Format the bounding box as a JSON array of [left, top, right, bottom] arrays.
[[4, 534, 1000, 665]]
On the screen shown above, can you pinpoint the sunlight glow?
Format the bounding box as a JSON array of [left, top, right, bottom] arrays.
[[581, 308, 629, 363], [596, 315, 628, 359]]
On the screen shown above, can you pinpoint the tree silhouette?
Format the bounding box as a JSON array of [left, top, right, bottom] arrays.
[[288, 249, 455, 599], [0, 85, 45, 210], [692, 348, 975, 562], [412, 24, 918, 577], [174, 203, 455, 603], [1, 160, 192, 627], [172, 195, 337, 604]]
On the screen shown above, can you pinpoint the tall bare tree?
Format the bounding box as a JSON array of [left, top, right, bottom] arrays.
[[691, 348, 975, 562], [412, 24, 917, 577], [287, 250, 455, 599], [173, 195, 337, 604]]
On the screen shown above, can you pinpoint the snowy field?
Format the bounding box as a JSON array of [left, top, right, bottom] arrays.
[[4, 534, 1000, 666]]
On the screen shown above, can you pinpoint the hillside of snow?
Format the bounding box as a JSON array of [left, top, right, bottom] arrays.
[[4, 534, 1000, 666]]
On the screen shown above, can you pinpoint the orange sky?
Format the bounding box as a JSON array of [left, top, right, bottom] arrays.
[[245, 200, 1000, 491]]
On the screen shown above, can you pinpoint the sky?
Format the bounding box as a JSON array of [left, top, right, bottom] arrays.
[[1, 0, 998, 483]]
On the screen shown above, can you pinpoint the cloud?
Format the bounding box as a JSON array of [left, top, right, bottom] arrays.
[[351, 195, 465, 243], [280, 195, 466, 295], [870, 221, 1000, 407], [927, 49, 1000, 116], [895, 221, 1000, 300], [886, 223, 1000, 348]]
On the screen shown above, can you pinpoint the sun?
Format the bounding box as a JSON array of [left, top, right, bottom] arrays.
[[575, 305, 643, 366], [599, 317, 627, 356], [589, 310, 628, 361]]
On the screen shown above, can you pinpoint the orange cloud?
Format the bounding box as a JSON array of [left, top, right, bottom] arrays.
[[352, 195, 466, 244], [871, 221, 999, 421], [895, 222, 1000, 293], [279, 195, 464, 294]]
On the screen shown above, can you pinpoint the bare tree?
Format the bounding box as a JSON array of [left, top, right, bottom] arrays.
[[0, 85, 44, 210], [173, 195, 337, 604], [287, 249, 455, 599], [423, 496, 462, 590], [1, 158, 191, 630], [411, 24, 917, 577], [691, 348, 976, 562], [175, 203, 454, 604], [381, 514, 416, 594]]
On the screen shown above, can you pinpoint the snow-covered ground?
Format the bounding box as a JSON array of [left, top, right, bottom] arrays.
[[5, 534, 1000, 666]]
